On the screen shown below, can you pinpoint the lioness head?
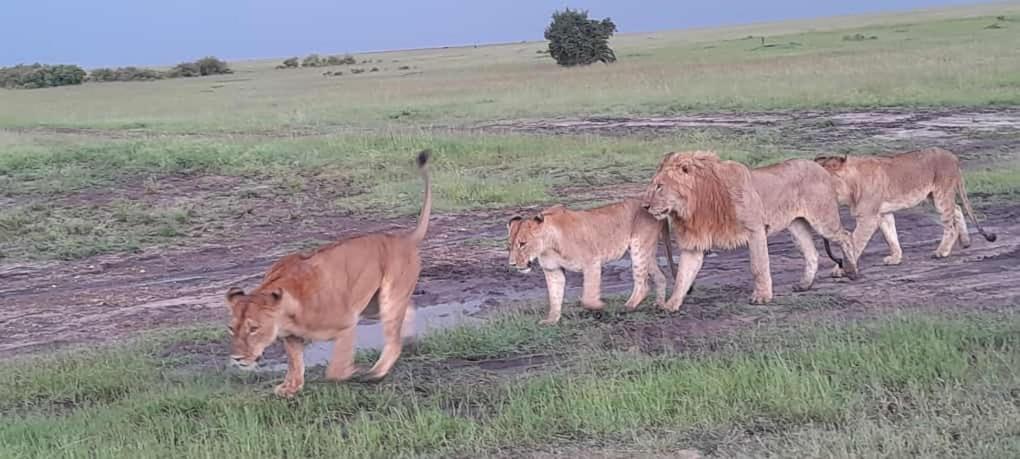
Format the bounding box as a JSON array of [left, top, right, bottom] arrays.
[[642, 151, 715, 220], [507, 215, 546, 273], [224, 287, 283, 370]]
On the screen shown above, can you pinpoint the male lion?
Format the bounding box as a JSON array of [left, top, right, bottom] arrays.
[[815, 147, 996, 273], [507, 199, 677, 325], [224, 150, 432, 397], [641, 151, 858, 311]]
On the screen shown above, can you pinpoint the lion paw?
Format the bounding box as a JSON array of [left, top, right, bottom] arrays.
[[273, 382, 302, 398], [830, 266, 846, 278], [749, 293, 772, 305], [792, 283, 812, 293], [581, 300, 606, 311], [883, 255, 902, 265], [538, 317, 560, 326]]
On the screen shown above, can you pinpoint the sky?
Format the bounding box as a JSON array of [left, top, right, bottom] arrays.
[[1, 0, 989, 68]]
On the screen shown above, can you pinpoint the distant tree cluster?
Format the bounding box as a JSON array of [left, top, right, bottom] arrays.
[[0, 64, 87, 89], [278, 54, 358, 69], [88, 66, 165, 82], [544, 8, 617, 67], [167, 56, 233, 78], [86, 56, 232, 84]]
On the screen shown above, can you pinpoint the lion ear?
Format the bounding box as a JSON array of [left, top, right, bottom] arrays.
[[226, 287, 245, 302], [507, 215, 523, 230], [269, 289, 283, 302], [533, 214, 544, 223]]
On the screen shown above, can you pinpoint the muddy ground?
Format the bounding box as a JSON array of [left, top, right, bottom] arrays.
[[2, 108, 1018, 361]]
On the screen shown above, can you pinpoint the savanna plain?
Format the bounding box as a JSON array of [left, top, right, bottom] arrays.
[[2, 3, 1020, 458]]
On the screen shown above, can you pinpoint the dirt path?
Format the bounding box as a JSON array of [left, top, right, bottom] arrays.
[[3, 107, 1019, 358], [2, 193, 1017, 358]]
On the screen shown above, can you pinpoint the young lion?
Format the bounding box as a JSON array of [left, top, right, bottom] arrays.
[[224, 150, 432, 398], [641, 151, 859, 311], [507, 199, 676, 325], [815, 147, 996, 273]]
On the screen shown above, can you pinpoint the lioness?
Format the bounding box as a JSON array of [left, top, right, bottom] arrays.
[[642, 151, 858, 310], [815, 147, 996, 272], [507, 199, 676, 325], [225, 150, 432, 397]]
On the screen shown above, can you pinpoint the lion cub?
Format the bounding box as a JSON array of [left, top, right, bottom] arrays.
[[224, 150, 432, 397], [507, 199, 674, 325]]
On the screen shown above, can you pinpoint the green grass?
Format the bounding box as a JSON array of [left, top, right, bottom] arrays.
[[0, 130, 791, 261], [1, 307, 1019, 458], [0, 5, 1018, 132], [3, 126, 1018, 262]]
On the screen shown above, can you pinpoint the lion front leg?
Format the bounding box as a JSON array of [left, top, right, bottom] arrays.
[[274, 336, 306, 398], [662, 249, 704, 311], [747, 227, 773, 304], [541, 268, 566, 325]]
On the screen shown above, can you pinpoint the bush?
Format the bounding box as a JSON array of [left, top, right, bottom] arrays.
[[0, 64, 87, 89], [195, 56, 231, 76], [88, 67, 165, 82], [302, 54, 322, 67], [281, 57, 299, 68], [544, 8, 617, 66], [167, 62, 200, 78]]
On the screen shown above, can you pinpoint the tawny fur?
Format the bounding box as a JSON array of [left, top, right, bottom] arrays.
[[642, 151, 858, 311], [507, 199, 672, 325], [815, 147, 996, 274], [224, 150, 432, 398]]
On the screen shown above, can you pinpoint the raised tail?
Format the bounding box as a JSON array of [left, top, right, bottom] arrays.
[[957, 176, 997, 242], [410, 149, 432, 243]]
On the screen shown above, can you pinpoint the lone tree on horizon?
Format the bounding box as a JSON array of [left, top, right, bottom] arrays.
[[544, 8, 617, 67]]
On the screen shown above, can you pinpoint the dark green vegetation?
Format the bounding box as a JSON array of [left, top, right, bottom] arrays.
[[1, 302, 1018, 458], [545, 8, 617, 66], [0, 64, 86, 89]]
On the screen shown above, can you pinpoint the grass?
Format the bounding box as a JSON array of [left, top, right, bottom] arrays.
[[3, 126, 1018, 261], [1, 306, 1018, 458], [0, 5, 1019, 133]]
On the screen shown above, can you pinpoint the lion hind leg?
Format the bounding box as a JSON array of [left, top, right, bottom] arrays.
[[931, 190, 960, 258], [788, 220, 819, 292], [624, 237, 654, 310], [954, 205, 971, 249], [363, 284, 413, 382], [877, 213, 903, 265]]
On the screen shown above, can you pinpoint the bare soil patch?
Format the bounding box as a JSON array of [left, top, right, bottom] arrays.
[[2, 108, 1019, 359]]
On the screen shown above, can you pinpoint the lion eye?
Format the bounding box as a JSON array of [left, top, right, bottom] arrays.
[[518, 242, 526, 248], [681, 166, 689, 174], [655, 183, 662, 192], [226, 326, 234, 336], [248, 326, 260, 334]]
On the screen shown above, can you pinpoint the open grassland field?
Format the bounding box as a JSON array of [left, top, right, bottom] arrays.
[[2, 3, 1020, 457]]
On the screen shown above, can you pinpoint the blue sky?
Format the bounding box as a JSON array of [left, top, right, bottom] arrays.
[[2, 0, 986, 68]]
